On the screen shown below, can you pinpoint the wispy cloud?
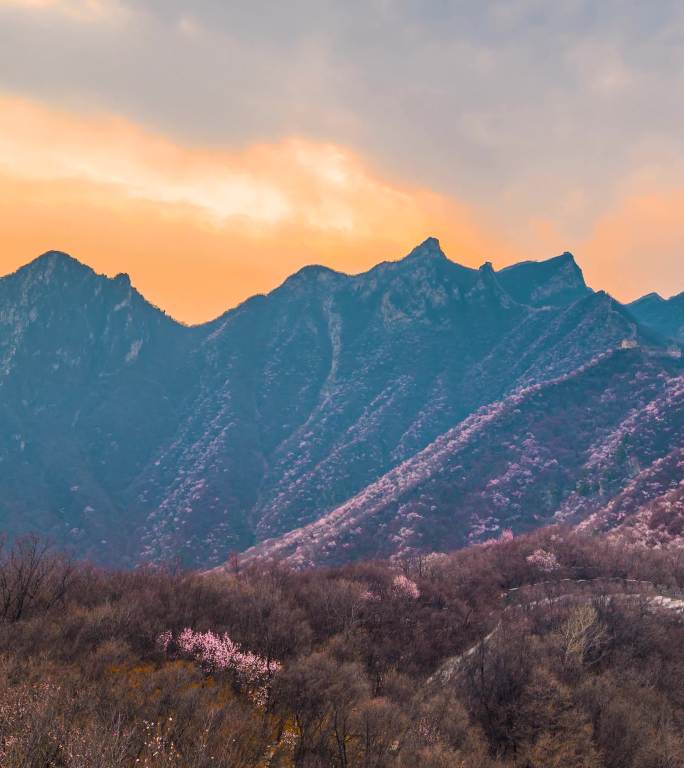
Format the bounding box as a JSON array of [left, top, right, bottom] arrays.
[[0, 95, 488, 236], [2, 0, 684, 259], [0, 94, 526, 322]]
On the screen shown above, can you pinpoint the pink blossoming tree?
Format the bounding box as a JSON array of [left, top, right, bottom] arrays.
[[391, 574, 420, 599], [157, 628, 281, 704], [526, 548, 560, 573]]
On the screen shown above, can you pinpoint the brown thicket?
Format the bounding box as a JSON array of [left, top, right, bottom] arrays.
[[0, 528, 683, 767]]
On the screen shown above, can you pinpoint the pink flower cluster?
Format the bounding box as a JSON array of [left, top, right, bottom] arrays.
[[156, 630, 172, 653], [157, 628, 281, 689], [526, 548, 560, 573], [392, 574, 420, 599]]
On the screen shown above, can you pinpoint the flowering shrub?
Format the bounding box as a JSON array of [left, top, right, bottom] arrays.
[[391, 574, 420, 599], [526, 548, 560, 573], [157, 628, 281, 697], [155, 629, 172, 653]]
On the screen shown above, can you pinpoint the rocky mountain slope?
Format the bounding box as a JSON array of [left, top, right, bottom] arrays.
[[0, 252, 204, 559], [0, 240, 679, 567], [247, 348, 684, 566], [577, 448, 684, 547]]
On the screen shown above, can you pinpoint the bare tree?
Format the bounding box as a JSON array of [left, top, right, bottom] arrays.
[[557, 604, 607, 669], [0, 534, 74, 623]]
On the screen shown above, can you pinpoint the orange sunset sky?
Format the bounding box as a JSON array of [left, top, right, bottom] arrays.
[[1, 0, 683, 323]]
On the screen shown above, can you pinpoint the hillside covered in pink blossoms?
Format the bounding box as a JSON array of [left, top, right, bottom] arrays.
[[248, 347, 683, 566]]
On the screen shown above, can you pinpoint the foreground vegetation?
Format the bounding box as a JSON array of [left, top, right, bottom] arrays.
[[1, 530, 684, 767]]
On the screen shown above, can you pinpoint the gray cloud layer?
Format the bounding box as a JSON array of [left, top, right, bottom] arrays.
[[1, 0, 684, 247]]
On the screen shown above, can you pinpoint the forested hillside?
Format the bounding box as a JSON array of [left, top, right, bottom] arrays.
[[1, 531, 683, 767]]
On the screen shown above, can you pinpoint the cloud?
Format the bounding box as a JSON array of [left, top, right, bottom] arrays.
[[0, 0, 127, 21], [0, 94, 526, 323], [3, 0, 684, 228], [0, 94, 509, 239], [2, 92, 682, 322]]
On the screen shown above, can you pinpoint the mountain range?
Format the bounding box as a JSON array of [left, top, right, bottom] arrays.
[[0, 239, 682, 567]]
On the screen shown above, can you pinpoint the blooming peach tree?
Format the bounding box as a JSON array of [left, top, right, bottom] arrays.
[[156, 628, 281, 705]]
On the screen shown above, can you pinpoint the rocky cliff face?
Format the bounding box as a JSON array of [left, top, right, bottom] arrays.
[[0, 241, 678, 567]]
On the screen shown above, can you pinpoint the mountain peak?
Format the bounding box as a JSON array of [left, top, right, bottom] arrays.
[[278, 263, 345, 297], [631, 292, 664, 305], [496, 250, 590, 308], [403, 236, 447, 263], [13, 250, 94, 284], [628, 288, 684, 343], [32, 250, 89, 271]]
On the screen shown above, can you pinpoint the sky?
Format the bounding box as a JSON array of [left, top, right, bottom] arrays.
[[0, 0, 683, 323]]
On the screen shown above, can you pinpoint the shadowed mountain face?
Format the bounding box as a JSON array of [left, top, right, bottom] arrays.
[[496, 251, 591, 307], [0, 253, 204, 559], [628, 292, 684, 342], [0, 241, 678, 567]]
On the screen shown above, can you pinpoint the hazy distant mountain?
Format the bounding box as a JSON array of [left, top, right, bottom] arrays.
[[628, 291, 684, 342], [0, 240, 679, 567]]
